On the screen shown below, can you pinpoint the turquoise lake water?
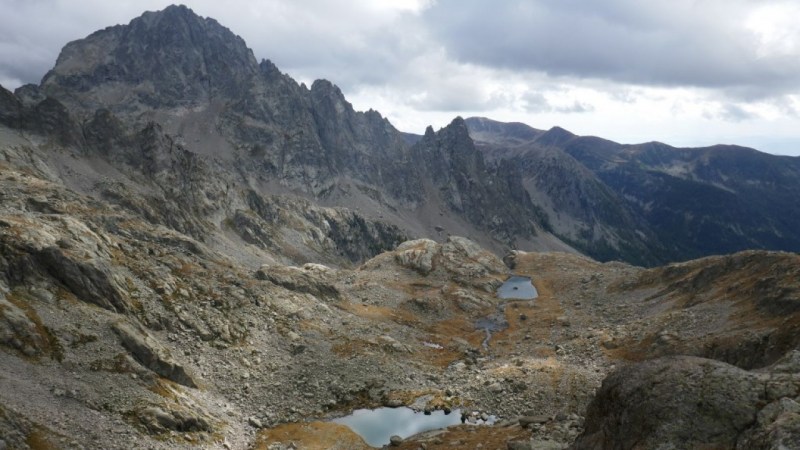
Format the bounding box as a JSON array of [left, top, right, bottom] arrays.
[[331, 407, 462, 446]]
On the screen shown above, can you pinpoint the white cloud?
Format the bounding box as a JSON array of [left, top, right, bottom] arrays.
[[422, 0, 800, 95], [746, 2, 800, 58]]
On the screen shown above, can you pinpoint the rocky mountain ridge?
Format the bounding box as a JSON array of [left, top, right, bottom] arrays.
[[5, 5, 798, 266], [1, 5, 799, 450], [462, 116, 800, 265], [0, 4, 560, 266]]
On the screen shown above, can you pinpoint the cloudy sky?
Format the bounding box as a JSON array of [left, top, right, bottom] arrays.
[[2, 0, 800, 155]]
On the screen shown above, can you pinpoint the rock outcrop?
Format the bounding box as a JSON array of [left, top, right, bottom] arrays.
[[255, 264, 340, 301], [0, 4, 564, 269], [0, 296, 48, 357], [135, 405, 212, 434], [112, 321, 198, 388], [380, 236, 506, 292], [36, 246, 129, 313], [573, 355, 800, 449]]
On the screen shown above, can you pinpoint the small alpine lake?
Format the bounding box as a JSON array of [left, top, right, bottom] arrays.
[[496, 275, 538, 300], [331, 407, 463, 447]]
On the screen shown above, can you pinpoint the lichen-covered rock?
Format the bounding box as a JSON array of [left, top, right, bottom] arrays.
[[0, 405, 36, 450], [439, 236, 505, 292], [376, 236, 506, 292]]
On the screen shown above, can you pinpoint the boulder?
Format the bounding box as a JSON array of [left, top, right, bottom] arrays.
[[441, 236, 506, 274], [519, 415, 549, 427], [573, 356, 765, 449], [136, 405, 211, 434], [394, 239, 437, 275]]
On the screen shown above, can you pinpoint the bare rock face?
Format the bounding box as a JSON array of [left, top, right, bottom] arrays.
[[40, 4, 259, 113], [573, 355, 800, 450], [412, 118, 548, 245], [465, 117, 664, 267], [36, 246, 128, 313], [238, 191, 409, 264], [439, 236, 506, 292], [0, 213, 129, 314], [34, 4, 426, 213], [0, 405, 39, 450], [0, 85, 22, 127], [0, 85, 83, 146], [737, 350, 800, 449], [392, 236, 506, 279], [112, 321, 198, 388], [738, 397, 800, 450], [3, 5, 559, 271]]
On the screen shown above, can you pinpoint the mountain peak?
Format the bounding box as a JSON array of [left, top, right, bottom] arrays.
[[535, 125, 576, 147], [444, 116, 471, 141], [418, 117, 471, 147], [449, 116, 467, 127], [140, 4, 197, 24], [41, 4, 258, 111], [310, 79, 343, 96], [464, 116, 543, 144]]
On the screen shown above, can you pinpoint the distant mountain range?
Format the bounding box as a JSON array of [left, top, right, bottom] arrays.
[[462, 117, 800, 265], [1, 4, 798, 267]]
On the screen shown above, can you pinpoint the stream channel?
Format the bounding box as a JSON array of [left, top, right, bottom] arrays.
[[476, 275, 538, 350]]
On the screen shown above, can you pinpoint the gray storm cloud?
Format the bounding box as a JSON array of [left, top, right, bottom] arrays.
[[421, 0, 800, 97], [3, 0, 799, 100]]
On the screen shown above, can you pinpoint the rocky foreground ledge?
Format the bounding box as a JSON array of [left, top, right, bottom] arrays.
[[0, 137, 798, 449]]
